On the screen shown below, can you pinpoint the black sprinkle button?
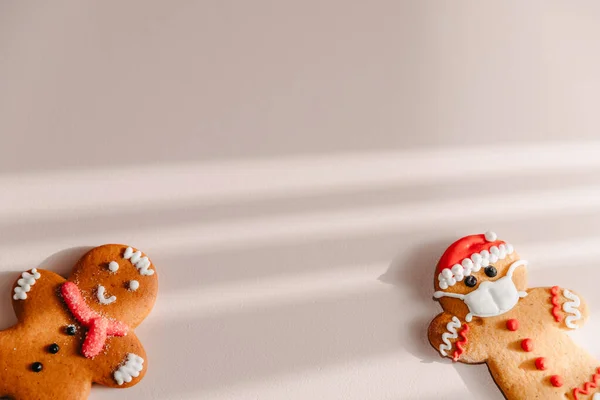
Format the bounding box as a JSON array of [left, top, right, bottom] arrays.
[[48, 343, 60, 354], [31, 362, 43, 372]]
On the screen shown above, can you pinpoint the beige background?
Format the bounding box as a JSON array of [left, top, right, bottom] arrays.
[[2, 1, 600, 399]]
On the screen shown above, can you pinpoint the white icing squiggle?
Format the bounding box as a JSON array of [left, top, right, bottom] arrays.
[[97, 285, 117, 305], [13, 269, 41, 300], [563, 289, 582, 329], [114, 353, 144, 385], [439, 316, 461, 357], [123, 247, 154, 276]]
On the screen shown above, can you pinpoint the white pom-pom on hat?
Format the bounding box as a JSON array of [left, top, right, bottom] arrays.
[[484, 231, 497, 242]]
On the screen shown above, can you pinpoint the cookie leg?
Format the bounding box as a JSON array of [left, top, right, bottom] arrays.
[[91, 333, 148, 389]]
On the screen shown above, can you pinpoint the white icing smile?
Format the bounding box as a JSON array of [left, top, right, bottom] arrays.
[[434, 260, 528, 322], [97, 285, 117, 305]]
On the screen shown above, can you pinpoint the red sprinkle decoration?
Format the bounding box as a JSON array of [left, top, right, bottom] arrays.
[[521, 338, 534, 352], [550, 286, 563, 323], [506, 319, 519, 331], [535, 357, 548, 371], [550, 375, 564, 388]]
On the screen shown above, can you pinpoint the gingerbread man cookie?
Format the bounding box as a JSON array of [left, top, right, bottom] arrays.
[[0, 244, 158, 399], [428, 232, 600, 400]]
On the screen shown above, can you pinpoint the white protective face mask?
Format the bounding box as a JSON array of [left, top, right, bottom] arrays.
[[433, 260, 528, 322]]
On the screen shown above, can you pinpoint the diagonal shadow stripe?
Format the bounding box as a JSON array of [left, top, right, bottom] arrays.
[[3, 141, 600, 224]]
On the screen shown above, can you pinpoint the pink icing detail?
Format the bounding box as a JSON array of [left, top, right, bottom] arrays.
[[83, 318, 108, 358], [61, 282, 129, 358]]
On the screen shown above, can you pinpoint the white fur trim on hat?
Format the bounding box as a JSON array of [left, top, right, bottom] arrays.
[[438, 242, 514, 288]]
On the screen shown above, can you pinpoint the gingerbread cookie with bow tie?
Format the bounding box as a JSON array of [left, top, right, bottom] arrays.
[[428, 232, 600, 400], [0, 244, 158, 399]]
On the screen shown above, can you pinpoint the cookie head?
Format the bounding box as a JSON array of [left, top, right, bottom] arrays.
[[68, 244, 158, 327], [433, 232, 528, 322]]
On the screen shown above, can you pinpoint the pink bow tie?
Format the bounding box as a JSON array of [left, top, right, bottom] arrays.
[[61, 281, 129, 358]]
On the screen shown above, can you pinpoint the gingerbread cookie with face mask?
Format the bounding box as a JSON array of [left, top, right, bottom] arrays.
[[428, 232, 600, 400], [0, 244, 158, 399]]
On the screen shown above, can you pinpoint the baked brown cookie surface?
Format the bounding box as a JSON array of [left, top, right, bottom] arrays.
[[429, 232, 597, 400], [0, 244, 158, 399]]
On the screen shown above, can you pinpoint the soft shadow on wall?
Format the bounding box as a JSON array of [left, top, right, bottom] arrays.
[[381, 239, 505, 400]]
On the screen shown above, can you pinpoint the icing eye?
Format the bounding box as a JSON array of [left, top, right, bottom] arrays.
[[464, 275, 477, 287], [65, 325, 77, 336], [129, 280, 140, 291], [108, 261, 119, 273], [485, 266, 497, 278]]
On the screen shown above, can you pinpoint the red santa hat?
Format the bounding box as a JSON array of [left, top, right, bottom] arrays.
[[436, 231, 514, 290]]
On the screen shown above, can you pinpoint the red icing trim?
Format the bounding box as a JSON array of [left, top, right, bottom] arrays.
[[437, 234, 506, 273], [452, 323, 469, 362], [573, 368, 600, 400], [550, 286, 563, 323], [521, 338, 534, 352], [61, 282, 129, 358], [551, 375, 564, 388]]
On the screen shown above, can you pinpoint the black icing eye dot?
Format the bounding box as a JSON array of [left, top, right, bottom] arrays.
[[485, 265, 498, 278], [464, 275, 477, 287], [48, 343, 60, 354], [31, 362, 43, 372], [65, 325, 77, 336]]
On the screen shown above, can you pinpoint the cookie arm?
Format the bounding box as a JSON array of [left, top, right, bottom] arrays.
[[529, 286, 589, 330], [428, 312, 486, 364], [11, 268, 67, 323], [91, 332, 148, 388]]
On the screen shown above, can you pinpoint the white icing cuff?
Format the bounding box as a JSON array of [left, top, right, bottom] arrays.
[[439, 316, 461, 357], [13, 269, 41, 300], [114, 353, 144, 385], [438, 242, 514, 288], [563, 289, 582, 329], [123, 247, 155, 276]]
